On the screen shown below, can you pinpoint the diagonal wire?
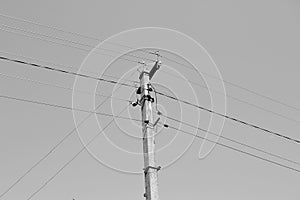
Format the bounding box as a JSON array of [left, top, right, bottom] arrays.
[[25, 104, 131, 200], [156, 91, 300, 144], [0, 70, 137, 198], [1, 11, 300, 114], [1, 92, 300, 197], [161, 113, 300, 167], [0, 72, 129, 102], [1, 54, 299, 145], [159, 67, 300, 125], [163, 124, 300, 173], [0, 25, 155, 63], [0, 55, 136, 88]]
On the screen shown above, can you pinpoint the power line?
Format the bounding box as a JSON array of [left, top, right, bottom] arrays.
[[160, 113, 300, 167], [0, 26, 153, 64], [3, 16, 300, 121], [1, 93, 299, 200], [156, 91, 300, 144], [0, 72, 130, 102], [1, 23, 93, 48], [0, 69, 138, 199], [25, 104, 131, 200], [1, 11, 299, 115], [2, 21, 299, 126], [159, 54, 300, 112], [1, 48, 300, 130], [0, 94, 137, 121], [0, 50, 139, 85], [0, 12, 154, 55], [1, 55, 299, 145], [0, 20, 300, 124], [2, 92, 299, 172], [159, 67, 300, 125], [164, 124, 300, 174], [0, 95, 133, 199], [0, 13, 100, 41], [0, 55, 136, 89]]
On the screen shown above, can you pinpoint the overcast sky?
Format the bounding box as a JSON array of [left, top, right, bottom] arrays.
[[0, 0, 300, 200]]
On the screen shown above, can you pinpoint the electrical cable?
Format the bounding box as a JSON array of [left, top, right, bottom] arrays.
[[0, 24, 155, 63], [0, 55, 136, 89], [1, 11, 299, 115], [0, 72, 130, 102], [25, 104, 131, 200], [156, 91, 300, 144], [159, 67, 300, 125], [163, 124, 300, 173], [160, 113, 300, 167], [1, 55, 299, 145], [0, 70, 138, 199], [0, 93, 299, 200]]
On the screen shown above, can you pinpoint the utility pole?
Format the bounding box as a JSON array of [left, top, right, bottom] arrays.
[[134, 59, 161, 200]]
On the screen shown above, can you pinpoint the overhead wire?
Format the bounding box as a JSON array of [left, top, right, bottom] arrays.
[[0, 94, 137, 121], [0, 72, 130, 102], [0, 24, 155, 63], [1, 11, 300, 115], [1, 55, 300, 145], [160, 113, 300, 167], [159, 54, 300, 112], [164, 124, 300, 173], [0, 50, 140, 85], [0, 12, 154, 55], [0, 55, 136, 89], [2, 15, 300, 119], [25, 104, 131, 200], [1, 23, 298, 127], [158, 67, 300, 125], [0, 45, 299, 129], [0, 93, 299, 199], [2, 11, 300, 197], [0, 70, 138, 199], [156, 91, 300, 144], [0, 13, 100, 41]]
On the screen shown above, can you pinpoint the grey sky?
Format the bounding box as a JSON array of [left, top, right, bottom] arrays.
[[0, 0, 299, 199]]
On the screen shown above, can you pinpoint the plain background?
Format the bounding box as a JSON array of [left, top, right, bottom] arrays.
[[0, 0, 300, 199]]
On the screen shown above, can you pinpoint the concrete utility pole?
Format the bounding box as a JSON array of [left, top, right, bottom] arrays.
[[136, 60, 161, 200]]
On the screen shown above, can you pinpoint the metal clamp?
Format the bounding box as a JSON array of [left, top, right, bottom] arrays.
[[143, 166, 162, 174]]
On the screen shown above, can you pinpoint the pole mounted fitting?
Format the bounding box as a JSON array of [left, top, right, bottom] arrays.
[[143, 166, 162, 175]]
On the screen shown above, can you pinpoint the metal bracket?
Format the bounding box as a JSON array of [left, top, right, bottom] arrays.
[[140, 94, 155, 109], [143, 166, 162, 174]]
